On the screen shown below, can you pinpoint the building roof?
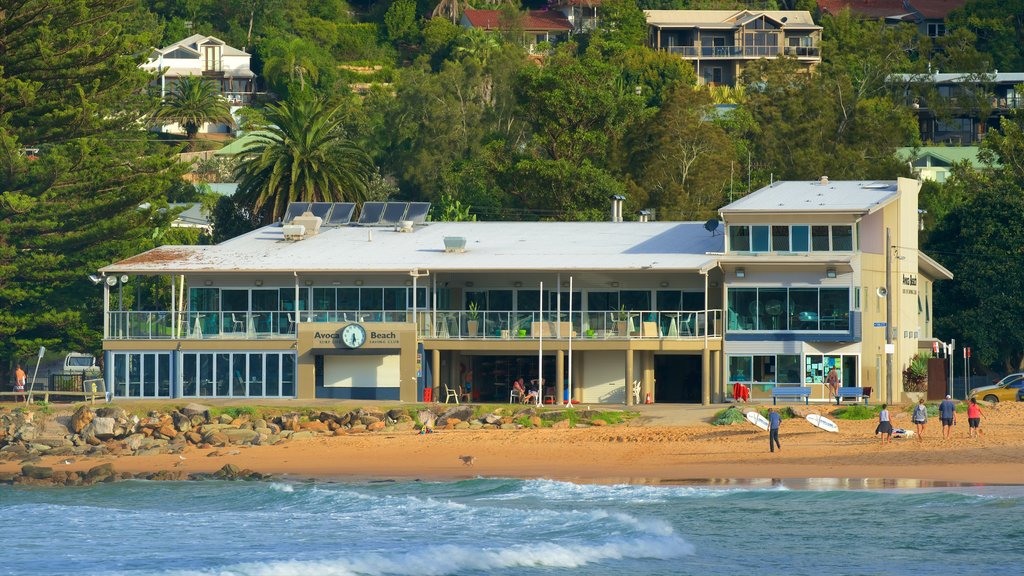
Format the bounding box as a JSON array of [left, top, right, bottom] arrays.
[[896, 146, 995, 168], [552, 0, 602, 6], [158, 67, 255, 78], [644, 9, 818, 28], [719, 180, 901, 215], [462, 9, 572, 32], [101, 221, 724, 275], [170, 203, 212, 229], [214, 131, 270, 157], [909, 0, 966, 19], [919, 252, 954, 281], [888, 72, 1024, 84], [816, 1, 966, 21], [158, 34, 249, 57]]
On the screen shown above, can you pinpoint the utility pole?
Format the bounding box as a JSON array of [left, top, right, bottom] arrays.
[[885, 227, 893, 404]]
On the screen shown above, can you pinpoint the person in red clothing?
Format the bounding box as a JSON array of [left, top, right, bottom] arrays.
[[967, 398, 984, 438], [13, 364, 27, 403]]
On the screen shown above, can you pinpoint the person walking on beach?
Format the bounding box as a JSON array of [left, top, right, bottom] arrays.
[[939, 395, 957, 440], [767, 408, 781, 453], [826, 366, 840, 405], [967, 398, 984, 438], [876, 403, 894, 444], [13, 364, 27, 403], [911, 398, 928, 442]]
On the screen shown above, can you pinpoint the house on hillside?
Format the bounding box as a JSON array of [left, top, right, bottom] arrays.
[[141, 34, 257, 134], [645, 10, 822, 86], [816, 1, 967, 38], [461, 9, 572, 53], [896, 146, 998, 182], [888, 71, 1024, 144], [551, 0, 601, 33]]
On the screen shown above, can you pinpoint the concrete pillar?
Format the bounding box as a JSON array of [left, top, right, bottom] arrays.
[[431, 348, 440, 400], [555, 349, 564, 405], [625, 348, 634, 405], [642, 351, 655, 403], [701, 348, 711, 405], [712, 350, 722, 403], [572, 351, 582, 402]]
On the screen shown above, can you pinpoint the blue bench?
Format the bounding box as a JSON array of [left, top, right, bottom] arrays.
[[771, 386, 812, 405], [837, 386, 869, 405]]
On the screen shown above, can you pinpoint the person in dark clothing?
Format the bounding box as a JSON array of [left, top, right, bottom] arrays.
[[938, 395, 957, 440], [768, 408, 782, 453]]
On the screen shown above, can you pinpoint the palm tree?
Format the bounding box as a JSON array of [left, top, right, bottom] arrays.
[[233, 96, 374, 222], [156, 76, 234, 148], [263, 37, 320, 93]]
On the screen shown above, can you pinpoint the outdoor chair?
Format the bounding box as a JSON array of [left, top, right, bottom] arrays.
[[443, 383, 459, 404]]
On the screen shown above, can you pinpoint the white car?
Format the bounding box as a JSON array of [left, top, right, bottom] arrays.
[[63, 353, 98, 375]]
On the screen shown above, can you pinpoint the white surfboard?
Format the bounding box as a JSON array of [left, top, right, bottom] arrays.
[[805, 413, 839, 433], [745, 411, 769, 431]]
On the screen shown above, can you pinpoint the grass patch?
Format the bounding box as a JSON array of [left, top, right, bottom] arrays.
[[833, 405, 882, 420], [711, 406, 747, 426]]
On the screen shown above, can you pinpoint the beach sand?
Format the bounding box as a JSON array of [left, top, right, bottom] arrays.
[[4, 402, 1023, 485]]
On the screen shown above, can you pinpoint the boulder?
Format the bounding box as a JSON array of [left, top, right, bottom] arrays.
[[417, 410, 436, 429], [171, 411, 192, 433], [590, 419, 607, 426], [202, 431, 229, 447], [185, 432, 202, 444], [214, 463, 242, 479], [499, 423, 517, 430], [21, 464, 53, 479], [299, 420, 328, 432], [437, 406, 474, 427], [367, 421, 386, 432], [218, 414, 234, 425], [529, 416, 542, 428], [317, 411, 342, 424], [551, 419, 570, 429], [484, 413, 503, 425], [124, 434, 145, 451], [789, 406, 815, 418], [84, 417, 117, 440], [157, 425, 178, 439], [358, 415, 381, 427], [290, 431, 313, 440], [95, 407, 128, 421], [70, 406, 95, 434], [387, 409, 406, 422], [85, 463, 116, 483], [181, 403, 212, 418], [222, 428, 259, 444]]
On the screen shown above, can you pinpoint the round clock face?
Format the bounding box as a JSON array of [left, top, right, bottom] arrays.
[[341, 324, 366, 348]]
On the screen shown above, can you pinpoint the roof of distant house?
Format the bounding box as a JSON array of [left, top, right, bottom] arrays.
[[720, 180, 902, 214], [552, 0, 602, 6], [816, 1, 967, 21], [152, 34, 249, 57], [462, 9, 572, 32], [214, 131, 272, 157], [888, 71, 1024, 84], [897, 146, 998, 168], [645, 9, 819, 29]]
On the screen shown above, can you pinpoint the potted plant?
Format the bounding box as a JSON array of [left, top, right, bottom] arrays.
[[466, 301, 480, 337], [902, 352, 929, 403], [612, 305, 630, 336]]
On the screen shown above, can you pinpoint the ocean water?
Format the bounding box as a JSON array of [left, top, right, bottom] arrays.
[[2, 478, 1022, 576]]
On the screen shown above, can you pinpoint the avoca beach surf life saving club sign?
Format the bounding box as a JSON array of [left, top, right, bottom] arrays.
[[311, 323, 402, 350]]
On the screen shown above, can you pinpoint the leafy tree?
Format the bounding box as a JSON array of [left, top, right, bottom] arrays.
[[262, 36, 323, 93], [385, 0, 420, 46], [155, 76, 234, 147], [432, 0, 470, 24], [0, 0, 183, 376], [820, 11, 923, 100], [593, 0, 649, 48], [233, 95, 375, 222], [947, 0, 1024, 72]]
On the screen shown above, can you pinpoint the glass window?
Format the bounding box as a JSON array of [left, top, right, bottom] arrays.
[[791, 225, 809, 252], [777, 355, 801, 384], [517, 290, 548, 312], [811, 226, 830, 251], [189, 288, 219, 312], [487, 290, 512, 311], [727, 288, 757, 330], [265, 354, 280, 396], [682, 292, 704, 311], [232, 353, 246, 396], [805, 354, 824, 384], [216, 353, 230, 396], [113, 354, 127, 397], [729, 356, 753, 382], [143, 354, 156, 396], [414, 287, 427, 309], [251, 289, 278, 311], [831, 226, 853, 251], [819, 288, 850, 330], [158, 354, 170, 397], [549, 291, 581, 312], [771, 226, 789, 251], [751, 225, 770, 252], [279, 287, 307, 312], [788, 288, 819, 330], [753, 355, 775, 382], [199, 353, 214, 396], [249, 354, 264, 396], [657, 290, 681, 311], [361, 288, 383, 310], [128, 354, 141, 396], [729, 225, 750, 251], [620, 290, 650, 311], [588, 291, 619, 311], [337, 288, 359, 311], [282, 354, 295, 397], [383, 288, 406, 310], [757, 288, 788, 330], [182, 353, 196, 396], [313, 288, 336, 310], [221, 289, 248, 312]]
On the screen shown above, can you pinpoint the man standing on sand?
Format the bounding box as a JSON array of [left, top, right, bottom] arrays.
[[14, 364, 27, 403], [826, 366, 840, 405], [939, 394, 957, 440], [768, 408, 781, 453]]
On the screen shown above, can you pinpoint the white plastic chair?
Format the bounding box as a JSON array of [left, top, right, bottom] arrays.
[[231, 313, 244, 333], [509, 388, 523, 404], [632, 380, 642, 404], [443, 384, 459, 404]]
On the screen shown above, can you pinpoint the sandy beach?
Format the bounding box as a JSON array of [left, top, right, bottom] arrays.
[[4, 401, 1023, 485]]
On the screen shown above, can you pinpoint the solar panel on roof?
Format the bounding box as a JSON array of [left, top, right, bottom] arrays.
[[307, 202, 332, 220], [380, 202, 409, 226], [325, 202, 355, 226], [283, 202, 310, 223], [404, 202, 431, 224], [357, 202, 385, 224]]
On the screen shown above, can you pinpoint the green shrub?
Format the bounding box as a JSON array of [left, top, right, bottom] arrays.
[[833, 405, 882, 420], [335, 23, 395, 63], [711, 406, 747, 426]]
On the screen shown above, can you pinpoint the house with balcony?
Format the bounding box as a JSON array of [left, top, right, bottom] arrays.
[[141, 34, 256, 134], [98, 179, 950, 406], [896, 146, 997, 182], [717, 177, 951, 403], [889, 71, 1024, 144], [461, 9, 572, 53], [816, 0, 967, 38], [551, 0, 600, 33], [645, 9, 822, 86]]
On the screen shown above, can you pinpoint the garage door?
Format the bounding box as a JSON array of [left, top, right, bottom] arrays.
[[322, 354, 400, 400]]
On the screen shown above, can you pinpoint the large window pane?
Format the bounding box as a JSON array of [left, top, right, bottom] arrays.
[[114, 353, 127, 397], [221, 289, 248, 311], [751, 225, 770, 252], [789, 288, 819, 330], [251, 289, 278, 311], [777, 355, 801, 384], [282, 354, 295, 397], [488, 290, 512, 311], [465, 290, 487, 310], [517, 290, 548, 312], [313, 288, 336, 310], [682, 292, 704, 310], [143, 354, 156, 396], [811, 226, 830, 251], [820, 288, 850, 330], [831, 225, 853, 251], [157, 354, 170, 397], [337, 288, 359, 311], [189, 288, 219, 311], [232, 353, 247, 396], [548, 291, 580, 312], [657, 290, 681, 311], [791, 225, 809, 252], [199, 353, 213, 396], [805, 354, 824, 384], [620, 290, 650, 311], [729, 225, 750, 251], [727, 288, 757, 330], [182, 353, 196, 396], [771, 226, 790, 251], [279, 287, 308, 312], [753, 355, 775, 382], [249, 354, 263, 396], [757, 288, 788, 330], [728, 355, 753, 382], [265, 354, 280, 396], [588, 291, 618, 311], [128, 354, 141, 396], [361, 288, 383, 310], [414, 287, 427, 309], [383, 287, 405, 310], [215, 353, 230, 396]]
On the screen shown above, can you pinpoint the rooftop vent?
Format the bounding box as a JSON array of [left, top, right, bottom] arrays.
[[444, 236, 467, 253], [291, 211, 322, 236], [818, 176, 829, 185], [283, 224, 306, 241], [397, 220, 414, 233]]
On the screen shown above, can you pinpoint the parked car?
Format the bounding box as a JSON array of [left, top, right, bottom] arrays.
[[63, 353, 98, 375], [1018, 387, 1024, 402], [970, 373, 1024, 403]]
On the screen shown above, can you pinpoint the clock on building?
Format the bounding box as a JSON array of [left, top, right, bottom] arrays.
[[341, 324, 366, 348]]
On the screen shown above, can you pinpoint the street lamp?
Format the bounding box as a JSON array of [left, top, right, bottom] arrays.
[[106, 275, 130, 338]]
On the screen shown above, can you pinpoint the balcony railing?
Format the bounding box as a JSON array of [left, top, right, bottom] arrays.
[[419, 310, 722, 340], [784, 46, 820, 57], [743, 46, 779, 57], [701, 46, 743, 57], [666, 46, 699, 56], [107, 311, 297, 340]]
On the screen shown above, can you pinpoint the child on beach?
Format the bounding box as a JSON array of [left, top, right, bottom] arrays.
[[876, 403, 893, 445], [911, 398, 928, 442], [967, 398, 984, 438]]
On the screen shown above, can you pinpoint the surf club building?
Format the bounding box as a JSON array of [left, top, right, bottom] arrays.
[[98, 177, 950, 406]]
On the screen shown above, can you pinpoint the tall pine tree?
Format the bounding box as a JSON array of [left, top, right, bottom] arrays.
[[0, 0, 184, 381]]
